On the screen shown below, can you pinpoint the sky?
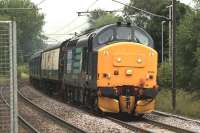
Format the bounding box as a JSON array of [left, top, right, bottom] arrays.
[[30, 0, 193, 43]]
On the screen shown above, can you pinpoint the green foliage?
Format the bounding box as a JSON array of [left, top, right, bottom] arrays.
[[18, 64, 29, 74], [158, 61, 172, 88], [156, 89, 200, 119], [191, 48, 200, 87], [124, 0, 191, 59], [88, 9, 123, 29], [17, 64, 29, 80], [176, 11, 200, 88], [194, 0, 200, 9], [0, 0, 46, 63], [95, 14, 122, 28], [88, 9, 108, 26]]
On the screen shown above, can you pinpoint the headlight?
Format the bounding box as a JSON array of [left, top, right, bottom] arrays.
[[126, 69, 133, 76]]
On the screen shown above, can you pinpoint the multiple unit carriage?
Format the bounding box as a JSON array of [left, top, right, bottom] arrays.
[[30, 23, 159, 116]]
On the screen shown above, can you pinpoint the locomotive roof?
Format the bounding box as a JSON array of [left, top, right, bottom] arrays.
[[68, 23, 154, 47], [30, 50, 42, 60], [32, 23, 154, 57], [43, 43, 61, 52]]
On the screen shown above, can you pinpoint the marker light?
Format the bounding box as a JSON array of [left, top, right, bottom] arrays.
[[117, 57, 121, 63], [137, 58, 142, 63]]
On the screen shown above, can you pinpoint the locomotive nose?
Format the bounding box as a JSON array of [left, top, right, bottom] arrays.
[[97, 42, 157, 88], [97, 42, 158, 114]]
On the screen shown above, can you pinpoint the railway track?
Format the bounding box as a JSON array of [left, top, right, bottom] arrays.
[[143, 117, 195, 133], [153, 110, 200, 125], [18, 115, 40, 133], [18, 91, 86, 133], [0, 88, 39, 133], [106, 115, 196, 133], [19, 84, 200, 133], [106, 116, 152, 133]]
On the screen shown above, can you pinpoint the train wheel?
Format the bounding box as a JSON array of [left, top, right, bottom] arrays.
[[84, 88, 89, 107], [93, 97, 99, 112], [72, 87, 75, 103], [77, 88, 82, 105], [66, 86, 70, 103], [82, 88, 87, 105], [69, 87, 72, 103], [64, 85, 67, 102], [79, 88, 84, 105], [134, 113, 144, 119]]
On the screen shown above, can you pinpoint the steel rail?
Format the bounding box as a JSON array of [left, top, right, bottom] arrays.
[[143, 117, 195, 133], [18, 116, 40, 133], [106, 116, 153, 133], [0, 88, 39, 133], [107, 115, 195, 133], [18, 91, 86, 133], [153, 110, 200, 125], [21, 85, 197, 133]]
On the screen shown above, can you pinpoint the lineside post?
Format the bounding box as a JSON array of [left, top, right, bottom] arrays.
[[172, 0, 176, 111]]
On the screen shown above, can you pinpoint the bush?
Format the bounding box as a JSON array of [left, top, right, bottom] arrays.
[[17, 64, 29, 80], [158, 61, 172, 88], [17, 64, 29, 74], [156, 89, 200, 119]]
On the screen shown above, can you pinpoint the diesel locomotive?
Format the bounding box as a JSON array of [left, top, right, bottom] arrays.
[[29, 23, 159, 116]]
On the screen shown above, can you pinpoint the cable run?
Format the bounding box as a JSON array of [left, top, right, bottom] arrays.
[[64, 21, 88, 35], [50, 17, 79, 34], [49, 0, 99, 34], [112, 0, 170, 20], [86, 0, 100, 11], [37, 0, 48, 6]]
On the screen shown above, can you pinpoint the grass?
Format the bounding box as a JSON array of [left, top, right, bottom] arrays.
[[156, 88, 200, 119], [17, 64, 29, 80], [0, 76, 9, 85], [0, 64, 29, 86]]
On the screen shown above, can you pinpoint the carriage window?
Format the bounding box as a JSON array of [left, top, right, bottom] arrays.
[[116, 27, 132, 40], [72, 48, 82, 74], [134, 30, 149, 45], [98, 29, 114, 45], [67, 50, 72, 73]]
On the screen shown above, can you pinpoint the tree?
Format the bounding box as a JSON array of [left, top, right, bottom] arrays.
[[0, 0, 46, 63], [94, 14, 122, 28], [176, 10, 200, 88], [158, 61, 172, 88], [87, 9, 123, 29], [124, 0, 191, 61]]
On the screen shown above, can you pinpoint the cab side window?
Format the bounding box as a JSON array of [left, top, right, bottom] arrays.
[[97, 29, 114, 45], [134, 29, 149, 46]]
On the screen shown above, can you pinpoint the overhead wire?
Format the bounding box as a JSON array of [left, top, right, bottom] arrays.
[[50, 16, 80, 34], [37, 0, 48, 6], [49, 0, 99, 35], [86, 0, 99, 11], [112, 0, 170, 20], [64, 21, 89, 35]]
